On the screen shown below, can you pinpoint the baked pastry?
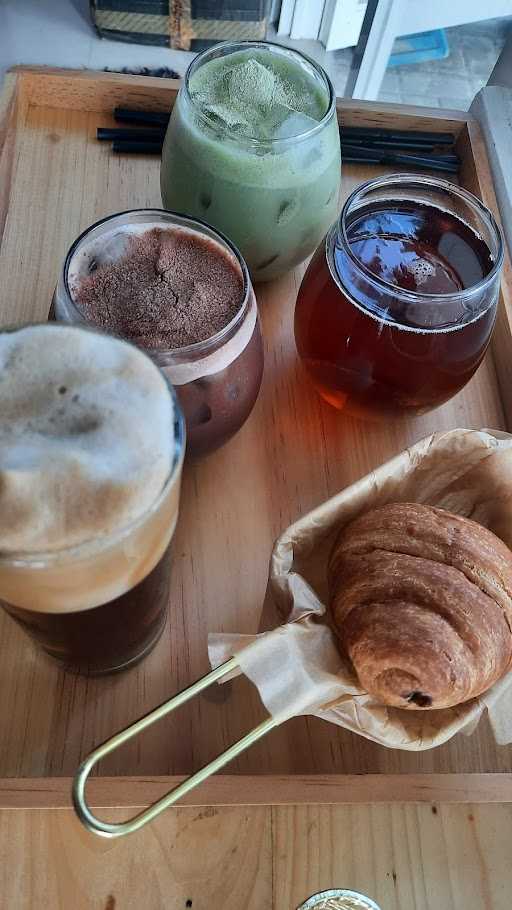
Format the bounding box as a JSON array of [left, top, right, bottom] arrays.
[[328, 502, 512, 709]]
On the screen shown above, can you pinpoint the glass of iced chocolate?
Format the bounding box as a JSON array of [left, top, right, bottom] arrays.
[[0, 324, 185, 675], [160, 41, 341, 282], [53, 210, 264, 458]]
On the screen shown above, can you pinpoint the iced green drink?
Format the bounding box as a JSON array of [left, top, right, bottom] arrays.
[[161, 41, 341, 282]]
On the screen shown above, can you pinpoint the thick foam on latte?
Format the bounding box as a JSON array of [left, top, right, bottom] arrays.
[[0, 324, 174, 554]]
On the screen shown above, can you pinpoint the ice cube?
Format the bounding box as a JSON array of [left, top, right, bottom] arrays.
[[277, 195, 299, 225], [225, 59, 280, 110], [191, 54, 319, 141], [200, 101, 249, 131], [272, 109, 319, 140]]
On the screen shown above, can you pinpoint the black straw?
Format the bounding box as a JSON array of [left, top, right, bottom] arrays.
[[111, 110, 456, 147], [342, 126, 455, 145], [342, 142, 459, 165], [112, 139, 163, 154], [341, 137, 456, 154], [342, 145, 458, 173], [105, 109, 459, 171], [98, 127, 166, 142], [114, 108, 170, 127], [110, 136, 458, 170]]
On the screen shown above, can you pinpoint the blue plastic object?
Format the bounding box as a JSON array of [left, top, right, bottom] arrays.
[[388, 29, 449, 67]]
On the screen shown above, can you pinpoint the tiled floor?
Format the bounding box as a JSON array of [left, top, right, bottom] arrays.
[[317, 16, 512, 108], [1, 1, 511, 111], [377, 17, 512, 108]]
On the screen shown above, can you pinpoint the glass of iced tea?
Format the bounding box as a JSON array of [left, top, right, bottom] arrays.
[[295, 174, 504, 418]]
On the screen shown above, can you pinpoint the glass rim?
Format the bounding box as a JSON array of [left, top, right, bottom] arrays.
[[183, 38, 336, 147], [62, 208, 253, 357], [337, 173, 504, 303], [297, 889, 381, 909], [0, 322, 186, 567]]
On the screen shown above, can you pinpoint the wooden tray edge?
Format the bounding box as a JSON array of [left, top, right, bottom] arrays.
[[456, 120, 512, 430], [1, 69, 511, 788], [1, 774, 511, 809], [10, 65, 181, 114], [6, 65, 470, 128]]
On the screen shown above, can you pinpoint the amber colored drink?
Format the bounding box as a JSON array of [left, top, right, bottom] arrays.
[[295, 177, 503, 418]]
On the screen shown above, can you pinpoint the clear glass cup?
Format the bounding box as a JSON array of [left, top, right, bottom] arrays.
[[295, 174, 504, 418], [53, 209, 264, 458], [0, 324, 185, 676], [161, 40, 341, 282]]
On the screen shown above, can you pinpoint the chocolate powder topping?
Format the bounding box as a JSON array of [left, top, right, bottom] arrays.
[[72, 227, 244, 349]]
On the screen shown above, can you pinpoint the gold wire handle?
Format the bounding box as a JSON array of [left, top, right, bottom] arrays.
[[72, 657, 281, 838]]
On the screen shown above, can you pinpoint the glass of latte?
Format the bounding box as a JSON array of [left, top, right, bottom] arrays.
[[0, 324, 185, 675]]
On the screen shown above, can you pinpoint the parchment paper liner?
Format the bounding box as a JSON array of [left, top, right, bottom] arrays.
[[209, 428, 512, 751]]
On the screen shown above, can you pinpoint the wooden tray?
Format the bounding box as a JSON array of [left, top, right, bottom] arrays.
[[1, 67, 512, 810]]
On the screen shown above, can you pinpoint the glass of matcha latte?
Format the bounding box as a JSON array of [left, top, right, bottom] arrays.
[[161, 41, 341, 282]]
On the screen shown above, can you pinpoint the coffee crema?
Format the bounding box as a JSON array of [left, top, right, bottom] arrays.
[[0, 324, 182, 615]]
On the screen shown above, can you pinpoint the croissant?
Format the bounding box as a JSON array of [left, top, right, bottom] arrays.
[[328, 502, 512, 709]]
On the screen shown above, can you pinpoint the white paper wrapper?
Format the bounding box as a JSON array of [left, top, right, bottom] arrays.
[[209, 429, 512, 751]]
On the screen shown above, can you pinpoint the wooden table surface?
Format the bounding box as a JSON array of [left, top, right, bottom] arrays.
[[1, 801, 511, 908]]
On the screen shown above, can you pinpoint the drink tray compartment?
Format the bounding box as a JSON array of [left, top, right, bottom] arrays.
[[1, 68, 512, 809]]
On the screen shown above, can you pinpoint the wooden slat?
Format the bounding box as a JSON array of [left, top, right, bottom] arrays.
[[0, 69, 510, 799], [13, 65, 469, 133], [335, 96, 469, 133], [0, 804, 272, 910], [17, 66, 181, 114], [1, 803, 511, 909], [273, 803, 512, 910], [1, 774, 512, 809]]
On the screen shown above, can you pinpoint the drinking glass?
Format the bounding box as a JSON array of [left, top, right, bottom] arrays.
[[0, 325, 185, 675], [295, 174, 504, 418], [161, 40, 341, 282], [53, 210, 263, 457]]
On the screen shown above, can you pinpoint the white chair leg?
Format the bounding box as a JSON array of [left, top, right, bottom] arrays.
[[345, 0, 404, 100]]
